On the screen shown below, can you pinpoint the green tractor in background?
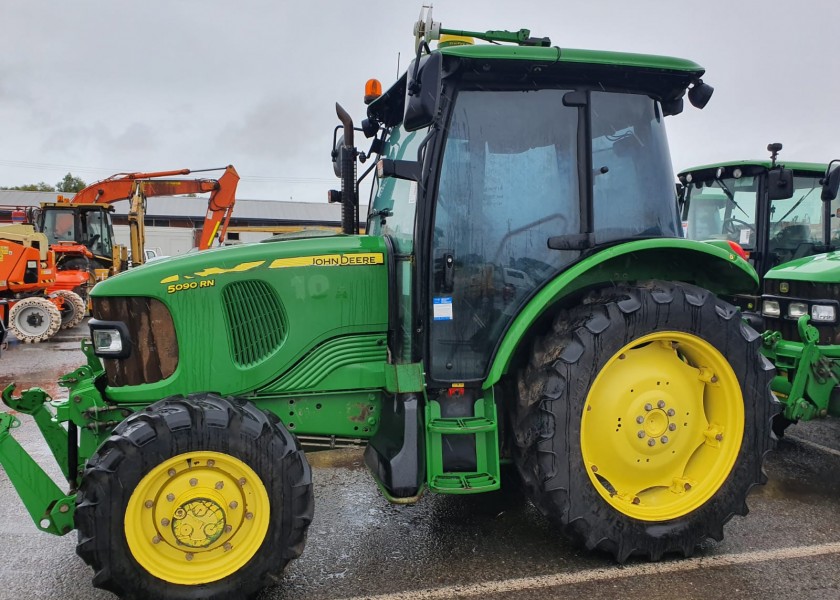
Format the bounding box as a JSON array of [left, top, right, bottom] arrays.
[[0, 9, 775, 600], [679, 146, 840, 433]]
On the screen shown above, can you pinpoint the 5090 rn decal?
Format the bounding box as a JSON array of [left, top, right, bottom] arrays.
[[167, 279, 216, 294]]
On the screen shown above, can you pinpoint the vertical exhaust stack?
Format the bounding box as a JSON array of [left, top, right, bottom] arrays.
[[335, 103, 358, 235]]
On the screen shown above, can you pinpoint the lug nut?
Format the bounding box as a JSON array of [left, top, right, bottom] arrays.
[[644, 403, 653, 411], [648, 439, 656, 447], [657, 400, 666, 408], [711, 375, 718, 383], [144, 500, 154, 509], [245, 512, 254, 520], [166, 493, 175, 502], [152, 535, 161, 544], [660, 436, 669, 444], [715, 433, 723, 441], [59, 504, 70, 513], [685, 483, 692, 491], [637, 431, 646, 438], [168, 469, 176, 477], [224, 525, 232, 534], [215, 481, 224, 490], [185, 553, 194, 561], [591, 465, 598, 473], [632, 497, 640, 505], [667, 408, 675, 417], [189, 478, 198, 487], [669, 423, 677, 431], [238, 478, 246, 486], [229, 501, 238, 510], [224, 542, 232, 551], [161, 518, 170, 527], [207, 460, 215, 467], [636, 416, 644, 424]]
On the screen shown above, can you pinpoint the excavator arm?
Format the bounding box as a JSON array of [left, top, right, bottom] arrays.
[[58, 165, 239, 264], [195, 165, 239, 250]]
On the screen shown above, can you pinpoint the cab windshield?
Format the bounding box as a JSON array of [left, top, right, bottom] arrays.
[[683, 172, 835, 259], [42, 208, 78, 244]]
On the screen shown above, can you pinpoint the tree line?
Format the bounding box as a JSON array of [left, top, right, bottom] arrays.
[[0, 173, 86, 193]]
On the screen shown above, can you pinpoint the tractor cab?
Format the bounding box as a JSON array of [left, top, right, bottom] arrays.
[[359, 28, 712, 384], [680, 148, 836, 281], [37, 203, 116, 268]]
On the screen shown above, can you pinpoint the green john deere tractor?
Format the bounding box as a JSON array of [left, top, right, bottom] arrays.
[[679, 146, 840, 433], [0, 9, 775, 600]]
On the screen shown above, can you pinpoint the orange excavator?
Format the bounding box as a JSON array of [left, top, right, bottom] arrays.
[[35, 165, 239, 301]]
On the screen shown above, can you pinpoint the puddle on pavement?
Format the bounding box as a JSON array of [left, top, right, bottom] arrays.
[[306, 448, 366, 470]]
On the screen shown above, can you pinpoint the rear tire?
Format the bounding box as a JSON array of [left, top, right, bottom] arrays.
[[511, 281, 776, 561], [76, 393, 314, 600], [54, 289, 86, 329], [8, 296, 61, 343]]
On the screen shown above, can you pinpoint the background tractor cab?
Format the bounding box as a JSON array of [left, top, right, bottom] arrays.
[[679, 143, 836, 311]]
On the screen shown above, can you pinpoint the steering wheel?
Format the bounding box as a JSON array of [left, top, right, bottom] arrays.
[[722, 218, 754, 238]]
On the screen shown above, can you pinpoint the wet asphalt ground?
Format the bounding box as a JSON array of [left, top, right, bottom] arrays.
[[1, 321, 839, 599]]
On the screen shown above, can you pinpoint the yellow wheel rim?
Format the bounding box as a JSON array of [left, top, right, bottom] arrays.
[[125, 451, 270, 585], [580, 331, 744, 521]]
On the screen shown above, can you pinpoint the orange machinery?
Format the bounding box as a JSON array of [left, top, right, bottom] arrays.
[[0, 224, 85, 343], [35, 165, 239, 299]]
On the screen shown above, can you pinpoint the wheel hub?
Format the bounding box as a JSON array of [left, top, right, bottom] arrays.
[[643, 408, 669, 438], [171, 498, 226, 548], [25, 311, 44, 327]]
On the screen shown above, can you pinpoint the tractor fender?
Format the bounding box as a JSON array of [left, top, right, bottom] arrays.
[[484, 238, 758, 387]]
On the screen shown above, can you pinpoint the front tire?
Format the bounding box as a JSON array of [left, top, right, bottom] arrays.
[[8, 296, 61, 343], [511, 281, 775, 561], [76, 393, 314, 600]]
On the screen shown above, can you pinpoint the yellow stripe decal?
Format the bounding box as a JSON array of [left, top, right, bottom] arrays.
[[159, 260, 266, 284], [269, 253, 384, 269], [194, 261, 265, 277]]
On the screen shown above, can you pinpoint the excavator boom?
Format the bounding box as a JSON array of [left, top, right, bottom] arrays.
[[53, 165, 239, 262]]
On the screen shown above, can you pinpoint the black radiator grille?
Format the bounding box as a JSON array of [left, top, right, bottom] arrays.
[[222, 280, 287, 367]]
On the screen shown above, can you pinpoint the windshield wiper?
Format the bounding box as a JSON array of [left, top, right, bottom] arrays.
[[714, 178, 749, 218], [774, 188, 818, 226]]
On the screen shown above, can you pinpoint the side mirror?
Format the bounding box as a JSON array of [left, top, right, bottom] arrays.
[[332, 134, 345, 178], [821, 163, 840, 201], [767, 167, 794, 201], [404, 52, 442, 131]]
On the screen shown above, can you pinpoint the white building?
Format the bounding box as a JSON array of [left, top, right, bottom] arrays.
[[0, 189, 368, 257]]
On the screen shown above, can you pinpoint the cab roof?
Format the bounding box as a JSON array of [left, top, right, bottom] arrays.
[[369, 44, 705, 128], [679, 160, 828, 177], [439, 43, 704, 73]]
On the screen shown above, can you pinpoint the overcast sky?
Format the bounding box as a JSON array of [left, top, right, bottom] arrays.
[[2, 1, 838, 202]]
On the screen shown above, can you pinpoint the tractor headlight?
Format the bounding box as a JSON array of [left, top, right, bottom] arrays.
[[811, 304, 837, 323], [93, 329, 122, 352], [88, 319, 131, 358], [762, 300, 780, 317], [788, 302, 808, 318]]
